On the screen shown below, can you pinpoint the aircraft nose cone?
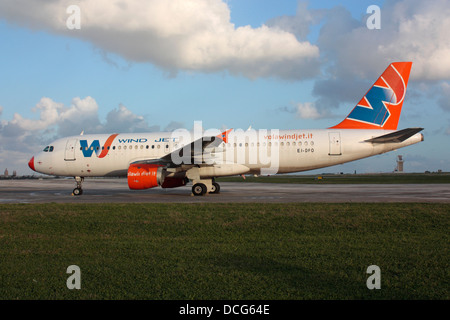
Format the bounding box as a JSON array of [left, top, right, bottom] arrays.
[[28, 156, 36, 172]]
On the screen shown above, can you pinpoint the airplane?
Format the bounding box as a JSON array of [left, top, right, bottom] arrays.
[[28, 62, 423, 196]]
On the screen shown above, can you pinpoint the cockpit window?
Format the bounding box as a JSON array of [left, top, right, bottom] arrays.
[[43, 146, 49, 152], [49, 146, 54, 152]]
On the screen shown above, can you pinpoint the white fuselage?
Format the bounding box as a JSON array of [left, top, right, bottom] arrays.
[[31, 129, 423, 178]]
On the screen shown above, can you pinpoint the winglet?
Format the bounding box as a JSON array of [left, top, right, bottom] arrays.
[[330, 62, 412, 130], [217, 129, 232, 143]]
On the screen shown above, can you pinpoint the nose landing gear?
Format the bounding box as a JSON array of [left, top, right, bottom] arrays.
[[72, 176, 84, 196]]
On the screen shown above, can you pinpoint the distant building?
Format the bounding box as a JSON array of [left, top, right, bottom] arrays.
[[396, 155, 404, 173], [4, 168, 8, 177]]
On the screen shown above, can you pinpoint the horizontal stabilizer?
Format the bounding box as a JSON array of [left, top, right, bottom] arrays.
[[364, 128, 423, 143]]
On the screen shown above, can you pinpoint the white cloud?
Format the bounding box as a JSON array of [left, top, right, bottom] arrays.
[[8, 96, 101, 136], [0, 0, 320, 80], [0, 96, 159, 144], [268, 0, 450, 117], [267, 1, 325, 41], [273, 0, 450, 82], [373, 0, 450, 81], [0, 96, 165, 174], [295, 102, 331, 120], [317, 0, 450, 81], [104, 104, 159, 133]]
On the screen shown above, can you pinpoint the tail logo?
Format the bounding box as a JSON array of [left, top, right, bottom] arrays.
[[346, 64, 406, 127]]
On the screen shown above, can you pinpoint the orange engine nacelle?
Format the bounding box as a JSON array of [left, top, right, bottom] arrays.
[[127, 164, 164, 190]]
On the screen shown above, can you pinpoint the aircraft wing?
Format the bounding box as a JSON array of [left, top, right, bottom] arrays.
[[364, 128, 424, 143], [131, 132, 227, 167]]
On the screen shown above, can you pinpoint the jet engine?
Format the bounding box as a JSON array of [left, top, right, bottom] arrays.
[[127, 164, 165, 190], [127, 164, 188, 190]]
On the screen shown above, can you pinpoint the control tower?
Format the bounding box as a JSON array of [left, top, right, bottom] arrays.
[[396, 155, 404, 173]]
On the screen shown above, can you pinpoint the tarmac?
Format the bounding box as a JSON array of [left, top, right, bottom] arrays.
[[0, 178, 449, 203]]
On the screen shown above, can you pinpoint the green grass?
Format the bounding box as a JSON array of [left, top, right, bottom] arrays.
[[0, 203, 448, 300], [217, 173, 450, 184]]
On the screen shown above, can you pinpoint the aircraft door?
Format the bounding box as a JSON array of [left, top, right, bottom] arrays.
[[164, 137, 179, 154], [328, 132, 342, 156], [65, 139, 77, 161]]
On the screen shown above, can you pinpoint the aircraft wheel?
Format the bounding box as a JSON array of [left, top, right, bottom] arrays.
[[73, 187, 83, 196], [210, 182, 220, 194], [192, 183, 207, 196]]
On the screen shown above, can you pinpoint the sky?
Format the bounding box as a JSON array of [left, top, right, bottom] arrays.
[[1, 0, 449, 175]]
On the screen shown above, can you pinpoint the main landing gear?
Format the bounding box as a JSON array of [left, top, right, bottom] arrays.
[[192, 179, 220, 196], [73, 176, 84, 196]]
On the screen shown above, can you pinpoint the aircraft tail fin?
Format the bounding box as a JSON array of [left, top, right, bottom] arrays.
[[330, 62, 412, 130]]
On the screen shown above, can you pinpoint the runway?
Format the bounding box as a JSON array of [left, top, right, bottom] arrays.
[[1, 178, 449, 203]]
